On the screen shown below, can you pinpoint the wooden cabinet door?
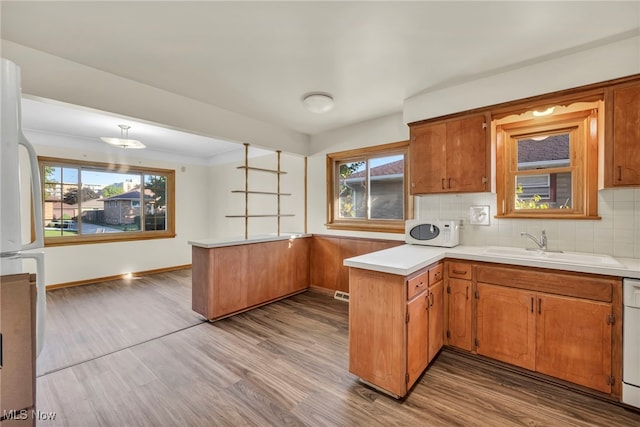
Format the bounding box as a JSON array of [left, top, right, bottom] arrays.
[[476, 283, 535, 370], [1, 274, 36, 418], [447, 278, 472, 351], [536, 294, 612, 393], [410, 122, 447, 194], [212, 245, 249, 317], [611, 84, 640, 186], [410, 114, 488, 195], [428, 279, 444, 363], [407, 291, 428, 388], [446, 114, 489, 192]]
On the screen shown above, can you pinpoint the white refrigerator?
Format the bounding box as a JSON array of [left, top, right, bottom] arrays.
[[0, 57, 46, 424]]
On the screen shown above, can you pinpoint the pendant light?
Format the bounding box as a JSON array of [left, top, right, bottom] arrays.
[[101, 124, 145, 149]]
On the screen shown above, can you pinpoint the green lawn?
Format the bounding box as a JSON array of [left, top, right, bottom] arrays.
[[45, 230, 78, 237]]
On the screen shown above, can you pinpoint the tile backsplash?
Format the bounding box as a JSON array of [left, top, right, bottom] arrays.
[[416, 189, 640, 259]]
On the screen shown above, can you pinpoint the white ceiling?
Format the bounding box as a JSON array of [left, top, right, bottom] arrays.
[[2, 1, 640, 160], [20, 96, 250, 163]]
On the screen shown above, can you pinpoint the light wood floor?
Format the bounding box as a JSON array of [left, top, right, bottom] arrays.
[[37, 270, 640, 426]]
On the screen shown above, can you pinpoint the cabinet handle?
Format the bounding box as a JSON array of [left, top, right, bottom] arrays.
[[441, 178, 445, 190], [538, 298, 542, 314], [452, 269, 467, 275], [430, 293, 434, 307], [416, 281, 424, 288], [531, 297, 534, 313], [618, 166, 623, 181], [465, 286, 469, 300]]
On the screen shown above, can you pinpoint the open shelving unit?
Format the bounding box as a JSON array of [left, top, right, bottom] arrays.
[[226, 143, 295, 239]]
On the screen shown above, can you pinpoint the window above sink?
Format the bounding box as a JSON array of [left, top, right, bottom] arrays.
[[494, 101, 601, 220]]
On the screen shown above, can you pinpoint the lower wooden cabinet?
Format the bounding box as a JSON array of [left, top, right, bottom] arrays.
[[475, 264, 620, 396], [349, 262, 443, 397], [446, 277, 473, 351], [1, 273, 36, 427], [407, 289, 429, 387], [536, 293, 612, 393], [476, 283, 536, 370], [427, 278, 444, 363], [350, 257, 622, 399]]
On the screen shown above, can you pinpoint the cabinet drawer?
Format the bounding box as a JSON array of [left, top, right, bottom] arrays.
[[407, 270, 429, 300], [476, 264, 616, 302], [429, 263, 444, 284], [448, 262, 472, 280]]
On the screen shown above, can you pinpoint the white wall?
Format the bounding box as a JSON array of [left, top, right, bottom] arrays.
[[307, 113, 409, 241], [404, 32, 640, 123], [208, 148, 307, 239], [25, 131, 210, 286]]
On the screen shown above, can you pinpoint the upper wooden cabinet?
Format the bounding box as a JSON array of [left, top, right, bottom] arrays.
[[409, 113, 490, 194], [604, 81, 640, 187]]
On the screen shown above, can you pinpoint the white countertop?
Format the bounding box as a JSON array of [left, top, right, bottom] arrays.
[[189, 232, 310, 249], [343, 244, 640, 279]]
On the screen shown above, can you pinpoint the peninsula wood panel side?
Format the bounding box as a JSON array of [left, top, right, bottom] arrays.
[[191, 238, 310, 321], [310, 235, 402, 292]]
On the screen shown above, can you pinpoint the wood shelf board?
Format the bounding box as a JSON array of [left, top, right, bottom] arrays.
[[225, 214, 295, 218], [236, 166, 288, 174], [231, 190, 292, 195]]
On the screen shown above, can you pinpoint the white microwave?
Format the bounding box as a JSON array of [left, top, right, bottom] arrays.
[[405, 220, 460, 247]]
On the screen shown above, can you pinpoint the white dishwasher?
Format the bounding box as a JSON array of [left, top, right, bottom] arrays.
[[623, 278, 640, 409]]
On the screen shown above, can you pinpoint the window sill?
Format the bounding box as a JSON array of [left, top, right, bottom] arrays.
[[495, 213, 601, 220], [44, 231, 176, 247], [325, 220, 405, 234]]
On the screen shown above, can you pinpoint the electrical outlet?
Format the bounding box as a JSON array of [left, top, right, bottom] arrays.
[[469, 205, 490, 225]]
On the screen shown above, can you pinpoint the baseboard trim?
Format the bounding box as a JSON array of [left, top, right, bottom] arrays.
[[46, 264, 192, 290]]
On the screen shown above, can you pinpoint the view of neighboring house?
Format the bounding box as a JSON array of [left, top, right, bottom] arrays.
[[341, 159, 404, 220], [101, 188, 154, 225], [516, 134, 572, 208]]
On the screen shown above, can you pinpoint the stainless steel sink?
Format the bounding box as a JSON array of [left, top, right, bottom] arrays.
[[483, 246, 626, 268]]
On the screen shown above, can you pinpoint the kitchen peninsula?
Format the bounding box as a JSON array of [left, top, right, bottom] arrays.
[[189, 233, 310, 321], [345, 244, 640, 400]]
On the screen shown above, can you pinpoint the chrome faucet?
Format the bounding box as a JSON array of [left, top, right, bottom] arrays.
[[521, 230, 547, 251]]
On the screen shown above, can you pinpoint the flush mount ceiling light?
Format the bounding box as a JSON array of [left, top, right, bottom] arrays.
[[532, 106, 555, 117], [302, 93, 334, 114], [100, 124, 145, 149]]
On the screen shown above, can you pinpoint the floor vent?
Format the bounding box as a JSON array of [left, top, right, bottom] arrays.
[[334, 291, 350, 303]]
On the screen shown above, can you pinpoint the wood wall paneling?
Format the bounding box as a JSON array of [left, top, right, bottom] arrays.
[[310, 235, 403, 293]]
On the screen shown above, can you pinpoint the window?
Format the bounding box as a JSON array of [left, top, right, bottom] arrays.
[[326, 141, 412, 233], [495, 107, 599, 219], [40, 157, 175, 245]]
